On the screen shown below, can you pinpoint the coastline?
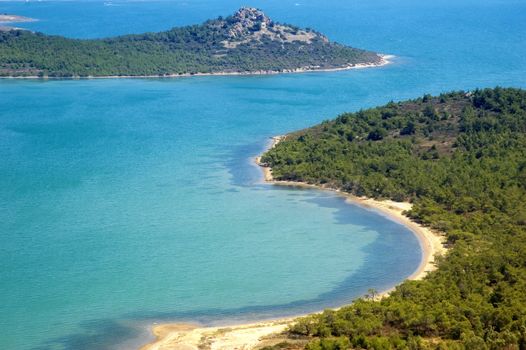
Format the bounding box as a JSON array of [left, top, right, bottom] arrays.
[[257, 136, 446, 283], [140, 319, 295, 350], [141, 134, 446, 350], [0, 14, 36, 31], [0, 14, 36, 23], [0, 54, 394, 80]]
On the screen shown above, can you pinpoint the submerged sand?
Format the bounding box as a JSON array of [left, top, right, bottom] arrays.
[[141, 135, 446, 350]]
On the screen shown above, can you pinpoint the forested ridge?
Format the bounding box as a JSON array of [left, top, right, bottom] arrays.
[[0, 7, 380, 77], [261, 87, 526, 349]]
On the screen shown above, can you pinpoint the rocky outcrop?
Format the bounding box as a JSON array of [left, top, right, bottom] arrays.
[[227, 7, 273, 38], [217, 7, 328, 49]]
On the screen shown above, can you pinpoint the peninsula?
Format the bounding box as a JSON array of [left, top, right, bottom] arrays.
[[0, 7, 384, 78], [258, 87, 526, 349], [0, 14, 35, 23], [142, 87, 526, 349]]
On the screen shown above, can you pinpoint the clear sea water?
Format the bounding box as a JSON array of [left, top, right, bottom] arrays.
[[0, 1, 525, 349]]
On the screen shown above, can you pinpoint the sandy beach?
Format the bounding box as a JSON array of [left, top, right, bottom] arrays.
[[140, 319, 296, 350], [141, 135, 446, 350], [0, 55, 394, 80]]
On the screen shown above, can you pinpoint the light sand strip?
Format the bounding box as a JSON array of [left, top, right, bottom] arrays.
[[0, 55, 393, 80]]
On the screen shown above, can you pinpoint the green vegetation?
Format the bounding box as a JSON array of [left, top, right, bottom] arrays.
[[261, 87, 526, 349], [0, 7, 380, 77]]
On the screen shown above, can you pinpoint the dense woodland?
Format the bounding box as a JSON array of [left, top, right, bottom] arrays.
[[0, 8, 379, 77], [261, 87, 526, 349]]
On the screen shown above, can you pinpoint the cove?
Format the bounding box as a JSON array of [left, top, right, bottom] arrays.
[[0, 78, 423, 350], [1, 0, 526, 349]]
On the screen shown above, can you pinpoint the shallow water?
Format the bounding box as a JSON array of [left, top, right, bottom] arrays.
[[1, 1, 525, 349]]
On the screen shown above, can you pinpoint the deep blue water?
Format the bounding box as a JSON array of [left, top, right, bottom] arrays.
[[0, 1, 525, 349]]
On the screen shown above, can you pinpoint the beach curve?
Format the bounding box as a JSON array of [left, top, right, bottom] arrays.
[[140, 134, 446, 350], [256, 135, 446, 284]]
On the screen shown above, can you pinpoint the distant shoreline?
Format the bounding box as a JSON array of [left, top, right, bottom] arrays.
[[0, 14, 37, 32], [141, 134, 446, 350], [0, 55, 394, 80], [0, 14, 36, 23]]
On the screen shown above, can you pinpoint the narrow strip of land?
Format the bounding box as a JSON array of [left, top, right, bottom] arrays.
[[0, 55, 393, 80], [0, 14, 36, 32], [0, 14, 35, 23]]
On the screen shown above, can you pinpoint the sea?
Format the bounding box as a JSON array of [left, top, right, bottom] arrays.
[[0, 0, 525, 349]]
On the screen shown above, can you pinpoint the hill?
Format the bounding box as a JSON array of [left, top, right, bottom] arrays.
[[0, 7, 382, 78], [261, 87, 526, 349]]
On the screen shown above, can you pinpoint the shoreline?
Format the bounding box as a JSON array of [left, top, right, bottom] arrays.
[[0, 14, 36, 31], [257, 135, 446, 283], [0, 14, 36, 23], [141, 135, 446, 350], [0, 55, 394, 80]]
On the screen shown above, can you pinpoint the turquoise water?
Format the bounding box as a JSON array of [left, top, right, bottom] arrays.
[[1, 1, 525, 350]]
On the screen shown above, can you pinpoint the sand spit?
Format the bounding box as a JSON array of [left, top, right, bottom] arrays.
[[140, 319, 294, 350], [0, 14, 36, 23]]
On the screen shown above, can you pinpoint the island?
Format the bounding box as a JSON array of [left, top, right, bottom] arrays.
[[0, 7, 385, 78]]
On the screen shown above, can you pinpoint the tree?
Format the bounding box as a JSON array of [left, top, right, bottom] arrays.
[[401, 121, 416, 135], [262, 88, 526, 349], [366, 288, 378, 300], [368, 127, 387, 141]]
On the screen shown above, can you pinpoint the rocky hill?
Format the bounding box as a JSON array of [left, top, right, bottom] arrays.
[[217, 7, 326, 47]]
